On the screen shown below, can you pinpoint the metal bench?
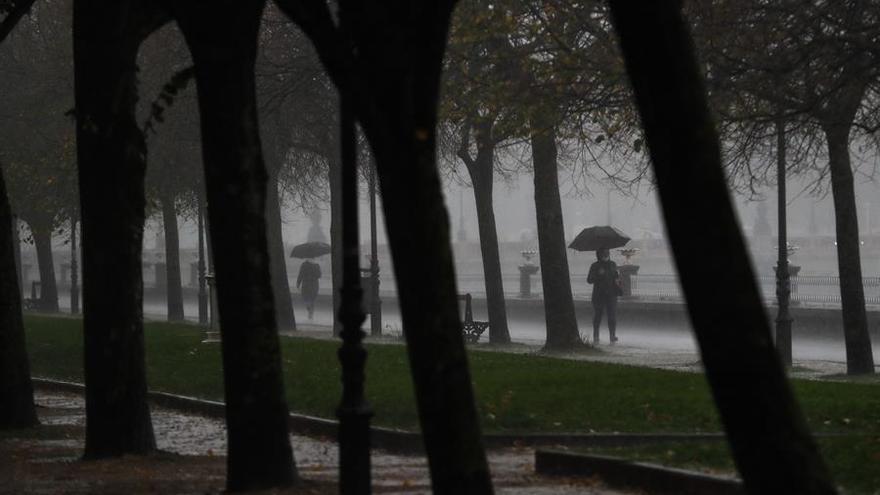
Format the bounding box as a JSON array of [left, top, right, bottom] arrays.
[[23, 281, 40, 311], [458, 293, 489, 343]]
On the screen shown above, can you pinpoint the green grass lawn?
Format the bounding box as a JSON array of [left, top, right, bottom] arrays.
[[23, 315, 880, 436], [579, 435, 880, 495]]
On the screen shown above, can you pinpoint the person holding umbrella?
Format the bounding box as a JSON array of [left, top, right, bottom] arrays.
[[569, 226, 629, 344], [587, 247, 621, 344], [291, 242, 330, 320]]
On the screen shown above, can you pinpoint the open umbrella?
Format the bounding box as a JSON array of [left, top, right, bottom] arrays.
[[290, 241, 331, 259], [568, 226, 630, 251]]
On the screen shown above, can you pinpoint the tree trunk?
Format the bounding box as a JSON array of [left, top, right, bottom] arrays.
[[328, 152, 343, 336], [823, 123, 875, 374], [73, 0, 160, 458], [161, 195, 184, 321], [608, 2, 837, 493], [467, 150, 510, 344], [31, 223, 59, 313], [266, 173, 296, 331], [529, 115, 580, 349], [173, 2, 297, 490], [371, 136, 493, 493], [276, 3, 492, 490], [358, 78, 493, 490], [359, 29, 493, 495], [0, 168, 38, 429]]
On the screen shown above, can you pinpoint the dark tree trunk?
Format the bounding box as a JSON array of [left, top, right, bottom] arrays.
[[276, 2, 492, 491], [0, 0, 37, 44], [266, 173, 296, 331], [73, 0, 161, 458], [463, 135, 510, 344], [472, 179, 510, 344], [30, 223, 59, 313], [823, 122, 875, 374], [173, 2, 297, 490], [371, 130, 493, 494], [358, 29, 493, 495], [0, 169, 38, 430], [608, 2, 837, 494], [529, 115, 580, 349], [328, 152, 343, 336], [161, 195, 184, 321], [356, 68, 493, 494]]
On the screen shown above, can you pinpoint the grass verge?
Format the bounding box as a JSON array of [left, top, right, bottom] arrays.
[[24, 315, 879, 437], [576, 435, 880, 495]]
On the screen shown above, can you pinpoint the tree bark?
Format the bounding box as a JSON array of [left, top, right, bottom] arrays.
[[823, 122, 875, 374], [73, 0, 162, 458], [0, 0, 37, 44], [328, 152, 343, 336], [0, 168, 38, 430], [371, 126, 493, 494], [173, 2, 297, 490], [462, 132, 510, 344], [529, 115, 581, 349], [608, 2, 837, 493], [266, 172, 297, 331], [275, 2, 492, 491], [30, 224, 59, 312], [161, 194, 184, 321]]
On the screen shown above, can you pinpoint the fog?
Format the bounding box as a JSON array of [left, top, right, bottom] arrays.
[[129, 159, 880, 280]]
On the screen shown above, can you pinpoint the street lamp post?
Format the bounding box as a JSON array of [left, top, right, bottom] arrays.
[[337, 95, 372, 493], [775, 118, 793, 367]]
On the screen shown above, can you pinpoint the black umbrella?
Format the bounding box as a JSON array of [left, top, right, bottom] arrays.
[[290, 241, 331, 259], [568, 226, 630, 251]]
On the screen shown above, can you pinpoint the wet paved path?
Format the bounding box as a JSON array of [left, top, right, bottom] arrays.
[[33, 391, 633, 494], [283, 323, 863, 380]]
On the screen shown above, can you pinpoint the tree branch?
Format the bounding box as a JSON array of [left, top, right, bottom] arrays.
[[456, 119, 476, 169], [272, 0, 354, 96]]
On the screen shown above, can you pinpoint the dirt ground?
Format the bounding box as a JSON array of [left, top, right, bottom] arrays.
[[0, 425, 334, 494]]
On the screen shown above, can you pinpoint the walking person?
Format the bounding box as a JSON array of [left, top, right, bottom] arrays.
[[297, 259, 321, 320], [588, 247, 621, 344]]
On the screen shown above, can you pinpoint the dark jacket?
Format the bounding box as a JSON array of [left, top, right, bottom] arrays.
[[297, 261, 321, 300], [587, 259, 620, 300]]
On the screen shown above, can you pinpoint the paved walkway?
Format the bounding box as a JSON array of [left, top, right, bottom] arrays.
[[15, 390, 633, 494], [283, 323, 873, 382]]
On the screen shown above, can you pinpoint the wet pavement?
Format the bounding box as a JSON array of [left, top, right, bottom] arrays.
[[32, 391, 633, 494], [284, 323, 863, 381]]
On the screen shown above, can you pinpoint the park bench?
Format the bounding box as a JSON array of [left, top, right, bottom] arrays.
[[458, 293, 489, 344], [23, 281, 40, 311]]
